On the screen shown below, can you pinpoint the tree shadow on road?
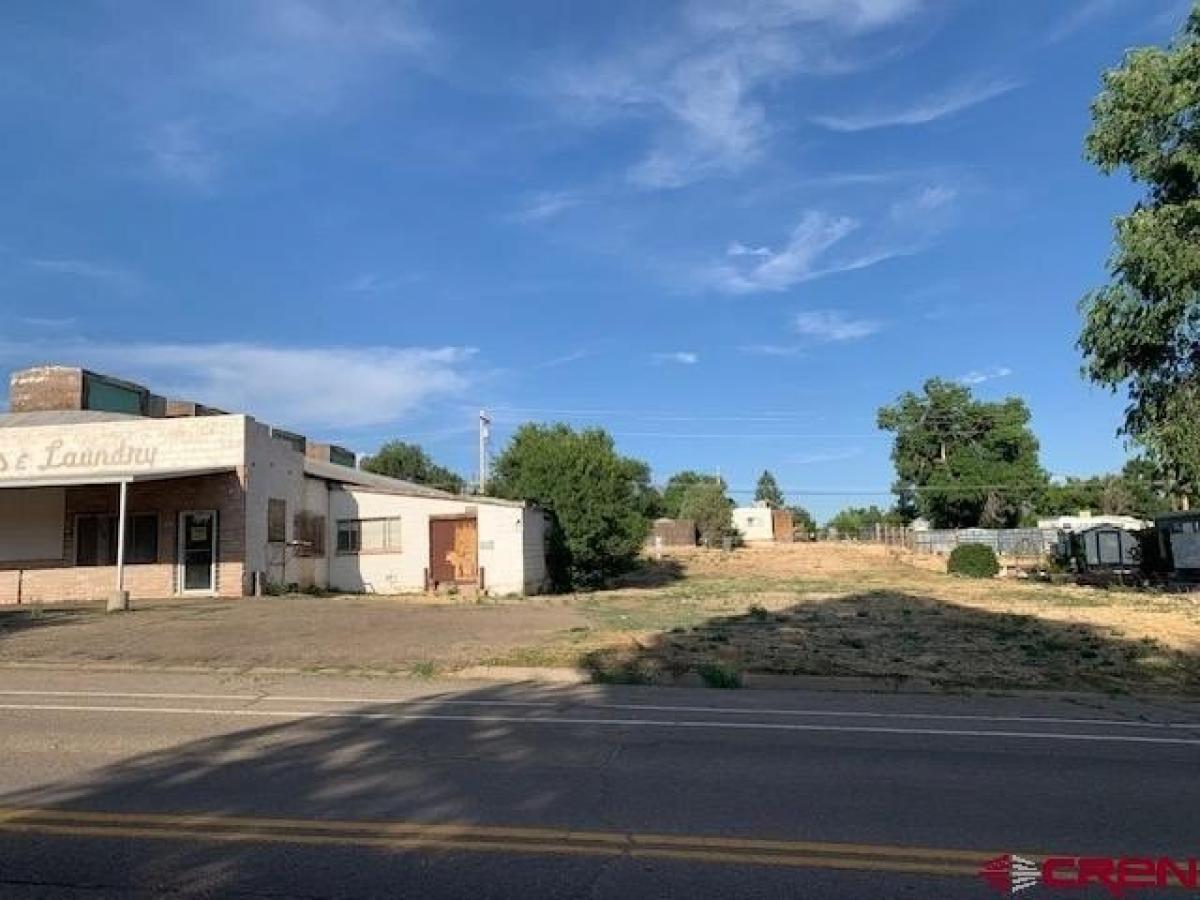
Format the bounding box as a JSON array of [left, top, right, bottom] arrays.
[[1, 660, 1198, 896], [0, 603, 97, 642], [582, 591, 1200, 694]]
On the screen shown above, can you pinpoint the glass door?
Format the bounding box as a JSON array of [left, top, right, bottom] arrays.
[[179, 510, 217, 593]]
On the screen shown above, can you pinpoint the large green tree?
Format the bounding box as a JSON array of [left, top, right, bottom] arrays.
[[661, 471, 725, 519], [489, 424, 652, 587], [754, 470, 785, 508], [678, 480, 734, 547], [877, 379, 1047, 528], [361, 441, 465, 493], [1079, 7, 1200, 508]]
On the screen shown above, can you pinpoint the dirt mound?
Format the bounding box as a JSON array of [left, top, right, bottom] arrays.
[[661, 542, 944, 578]]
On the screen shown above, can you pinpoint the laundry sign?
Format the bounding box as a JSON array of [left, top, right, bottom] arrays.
[[0, 438, 158, 474], [0, 416, 245, 479]]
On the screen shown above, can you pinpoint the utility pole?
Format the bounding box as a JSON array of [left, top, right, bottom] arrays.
[[478, 409, 491, 493]]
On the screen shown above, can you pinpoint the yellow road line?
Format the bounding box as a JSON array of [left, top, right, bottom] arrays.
[[0, 822, 982, 876], [0, 807, 1008, 877]]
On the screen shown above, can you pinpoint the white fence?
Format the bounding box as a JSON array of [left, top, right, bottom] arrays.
[[912, 528, 1058, 557], [833, 525, 1060, 557]]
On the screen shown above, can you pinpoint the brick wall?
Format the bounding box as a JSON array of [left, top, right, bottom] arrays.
[[0, 472, 247, 604], [9, 367, 84, 412]]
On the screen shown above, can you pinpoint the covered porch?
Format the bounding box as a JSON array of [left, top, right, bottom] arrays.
[[0, 467, 243, 606]]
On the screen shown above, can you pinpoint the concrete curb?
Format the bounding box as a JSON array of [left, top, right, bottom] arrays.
[[455, 668, 947, 693], [452, 666, 591, 684], [1, 660, 1196, 703]]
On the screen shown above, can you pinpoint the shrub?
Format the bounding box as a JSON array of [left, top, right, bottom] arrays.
[[697, 663, 742, 689], [947, 543, 1000, 578]]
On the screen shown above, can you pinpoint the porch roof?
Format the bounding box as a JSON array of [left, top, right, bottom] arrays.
[[0, 465, 237, 490]]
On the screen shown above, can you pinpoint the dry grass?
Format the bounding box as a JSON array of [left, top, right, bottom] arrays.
[[0, 595, 587, 674], [491, 544, 1200, 693]]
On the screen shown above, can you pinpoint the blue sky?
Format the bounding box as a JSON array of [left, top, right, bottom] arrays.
[[0, 0, 1187, 520]]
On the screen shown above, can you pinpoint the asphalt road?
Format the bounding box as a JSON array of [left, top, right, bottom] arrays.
[[0, 667, 1197, 899]]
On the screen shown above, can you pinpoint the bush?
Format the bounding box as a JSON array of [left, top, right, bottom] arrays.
[[947, 543, 1000, 578], [697, 663, 742, 689]]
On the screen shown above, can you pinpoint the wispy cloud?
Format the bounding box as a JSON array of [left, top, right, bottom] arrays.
[[727, 241, 773, 258], [125, 0, 433, 187], [340, 272, 419, 294], [707, 211, 859, 293], [890, 184, 957, 221], [0, 340, 474, 430], [509, 190, 581, 223], [144, 120, 221, 189], [705, 183, 959, 294], [653, 351, 700, 365], [25, 257, 142, 293], [199, 0, 433, 116], [1045, 0, 1120, 44], [739, 344, 806, 358], [812, 79, 1020, 132], [791, 447, 864, 464], [17, 316, 78, 329], [530, 349, 592, 370], [551, 0, 926, 188], [958, 365, 1012, 385], [793, 310, 882, 342]]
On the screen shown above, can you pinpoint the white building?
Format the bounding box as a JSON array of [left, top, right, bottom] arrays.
[[732, 502, 781, 543], [0, 366, 549, 604], [1036, 511, 1149, 533]]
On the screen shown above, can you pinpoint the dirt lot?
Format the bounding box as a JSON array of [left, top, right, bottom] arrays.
[[2, 543, 1198, 693], [0, 595, 586, 674], [495, 544, 1200, 693]]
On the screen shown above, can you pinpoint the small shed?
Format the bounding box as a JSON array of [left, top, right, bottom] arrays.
[[1152, 511, 1200, 583], [650, 518, 697, 547], [1069, 525, 1141, 580]]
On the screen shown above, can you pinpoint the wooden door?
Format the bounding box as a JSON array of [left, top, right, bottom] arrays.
[[430, 517, 478, 585], [772, 509, 795, 543]]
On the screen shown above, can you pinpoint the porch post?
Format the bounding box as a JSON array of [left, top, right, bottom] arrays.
[[109, 479, 130, 612]]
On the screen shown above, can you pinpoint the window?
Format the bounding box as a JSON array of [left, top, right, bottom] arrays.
[[336, 518, 400, 553], [75, 513, 158, 566], [293, 512, 326, 556], [267, 498, 287, 543], [336, 519, 360, 554]]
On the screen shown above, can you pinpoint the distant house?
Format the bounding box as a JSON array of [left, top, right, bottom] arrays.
[[732, 502, 794, 543]]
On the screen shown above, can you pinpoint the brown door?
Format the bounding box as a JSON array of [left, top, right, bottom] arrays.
[[430, 517, 478, 585], [772, 509, 795, 543]]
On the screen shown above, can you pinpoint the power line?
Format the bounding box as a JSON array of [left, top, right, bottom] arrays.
[[710, 482, 1074, 496], [487, 406, 822, 419], [611, 432, 889, 439]]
